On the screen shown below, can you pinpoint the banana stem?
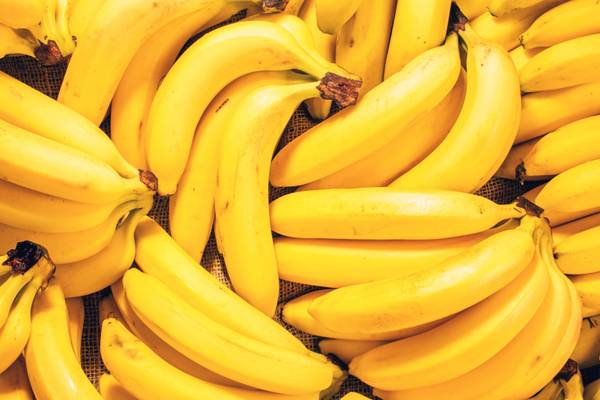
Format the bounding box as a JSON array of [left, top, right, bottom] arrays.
[[262, 0, 290, 12], [317, 73, 361, 108], [2, 241, 48, 274]]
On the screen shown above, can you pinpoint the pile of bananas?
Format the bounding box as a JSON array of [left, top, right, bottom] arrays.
[[2, 0, 600, 398]]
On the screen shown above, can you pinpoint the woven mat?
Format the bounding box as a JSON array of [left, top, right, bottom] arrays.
[[0, 16, 530, 399]]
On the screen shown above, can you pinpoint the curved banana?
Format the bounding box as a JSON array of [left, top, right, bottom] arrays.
[[283, 289, 449, 341], [135, 217, 309, 353], [555, 225, 600, 275], [585, 378, 600, 400], [314, 0, 363, 34], [54, 200, 151, 298], [306, 221, 536, 334], [122, 269, 335, 394], [270, 34, 461, 188], [0, 0, 43, 29], [101, 318, 319, 400], [0, 271, 35, 330], [488, 0, 563, 16], [510, 45, 544, 72], [455, 0, 489, 19], [517, 80, 600, 144], [553, 213, 600, 246], [98, 294, 123, 325], [384, 0, 451, 77], [0, 71, 137, 179], [318, 340, 386, 365], [275, 220, 517, 288], [270, 188, 525, 240], [0, 358, 33, 400], [520, 34, 600, 92], [284, 0, 305, 15], [66, 297, 84, 362], [572, 272, 600, 309], [350, 240, 549, 390], [495, 138, 538, 180], [560, 365, 584, 400], [98, 374, 136, 400], [527, 184, 600, 229], [68, 0, 107, 41], [301, 71, 465, 190], [572, 316, 600, 369], [521, 0, 600, 48], [0, 24, 37, 59], [531, 380, 563, 400], [0, 119, 150, 204], [391, 25, 520, 192], [24, 283, 102, 400]]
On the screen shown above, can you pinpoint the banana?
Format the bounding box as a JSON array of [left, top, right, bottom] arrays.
[[0, 71, 138, 179], [99, 294, 123, 325], [0, 270, 35, 330], [122, 269, 336, 394], [270, 188, 525, 240], [66, 297, 84, 362], [455, 0, 490, 19], [0, 119, 151, 205], [145, 19, 359, 195], [284, 0, 305, 15], [68, 0, 107, 41], [521, 0, 600, 48], [533, 381, 564, 400], [517, 80, 600, 144], [553, 213, 600, 246], [572, 316, 600, 369], [270, 34, 461, 188], [571, 273, 600, 309], [301, 65, 465, 191], [111, 2, 255, 170], [341, 394, 369, 400], [135, 217, 310, 353], [54, 201, 151, 298], [555, 225, 600, 275], [384, 0, 452, 77], [523, 184, 600, 227], [314, 0, 363, 34], [0, 0, 43, 29], [0, 24, 37, 59], [24, 283, 101, 400], [58, 0, 283, 125], [391, 25, 521, 192], [584, 306, 600, 318], [275, 220, 517, 287], [520, 34, 600, 92], [98, 374, 136, 400], [488, 0, 563, 16], [283, 288, 454, 341], [536, 160, 600, 214], [495, 138, 538, 180], [101, 318, 320, 400], [510, 45, 544, 72], [558, 362, 584, 400], [306, 219, 536, 334], [0, 357, 33, 400], [350, 238, 549, 390], [585, 378, 600, 400], [318, 340, 386, 365]]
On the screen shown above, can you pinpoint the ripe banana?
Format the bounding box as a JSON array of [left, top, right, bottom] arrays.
[[585, 378, 600, 400], [0, 357, 33, 400], [99, 294, 123, 325], [101, 318, 319, 400], [572, 316, 600, 369], [455, 0, 490, 19], [145, 19, 358, 195], [66, 297, 84, 362], [283, 289, 449, 341], [488, 0, 563, 16], [54, 202, 151, 298], [555, 225, 600, 275], [391, 25, 520, 192], [350, 240, 549, 390], [526, 184, 600, 228], [495, 138, 538, 180], [98, 374, 136, 400], [510, 45, 544, 72], [571, 273, 600, 309], [0, 0, 43, 29], [122, 269, 335, 394], [0, 119, 150, 204], [341, 394, 369, 400], [384, 0, 452, 77], [318, 340, 386, 365], [536, 160, 600, 213], [270, 34, 461, 187], [24, 283, 102, 400], [521, 0, 600, 48], [270, 188, 525, 240], [553, 213, 600, 246], [558, 362, 585, 400], [520, 34, 600, 92], [68, 0, 107, 41], [517, 80, 600, 143], [0, 71, 137, 179], [0, 270, 35, 330], [135, 217, 309, 354], [300, 67, 465, 190], [275, 220, 517, 287], [314, 0, 363, 34], [530, 380, 563, 400], [0, 24, 36, 59], [284, 0, 305, 15]]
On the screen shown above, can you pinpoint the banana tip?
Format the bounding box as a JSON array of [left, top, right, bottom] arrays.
[[3, 241, 47, 274], [262, 0, 289, 12], [318, 73, 362, 109], [139, 170, 158, 192], [34, 40, 63, 66]]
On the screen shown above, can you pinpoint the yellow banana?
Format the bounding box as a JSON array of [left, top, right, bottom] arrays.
[[306, 219, 536, 334], [521, 0, 600, 48], [510, 45, 544, 72], [391, 25, 520, 192], [558, 362, 584, 400], [572, 316, 600, 369], [318, 340, 386, 364], [98, 374, 136, 400], [455, 0, 490, 19], [122, 269, 336, 394], [0, 357, 33, 400], [585, 378, 600, 400], [135, 217, 309, 354], [495, 138, 538, 180], [145, 19, 359, 195], [520, 34, 600, 92], [571, 273, 600, 309], [517, 80, 600, 144], [101, 318, 319, 400], [384, 0, 452, 77], [314, 0, 363, 34], [523, 184, 600, 227], [270, 188, 525, 240], [275, 220, 517, 287], [284, 0, 305, 15], [270, 34, 461, 188], [24, 283, 102, 400], [0, 119, 150, 205], [68, 0, 107, 41], [532, 380, 564, 400], [553, 213, 600, 246], [0, 272, 35, 330], [283, 289, 449, 341], [341, 394, 369, 400], [350, 239, 549, 390], [488, 0, 563, 16], [54, 201, 151, 298], [0, 0, 43, 29], [0, 71, 137, 179], [556, 225, 600, 275], [0, 24, 37, 59], [99, 294, 123, 325], [583, 306, 600, 318], [66, 297, 84, 362]]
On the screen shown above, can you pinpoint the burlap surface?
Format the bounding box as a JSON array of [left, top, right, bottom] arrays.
[[0, 15, 529, 399]]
